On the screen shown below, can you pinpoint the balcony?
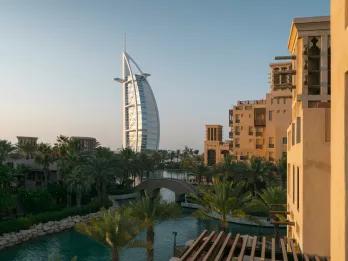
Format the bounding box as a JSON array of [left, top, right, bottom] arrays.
[[269, 157, 275, 162], [235, 119, 240, 124], [269, 144, 275, 148], [256, 144, 263, 149], [248, 132, 253, 136], [235, 132, 240, 136], [235, 144, 240, 148], [256, 132, 263, 137], [229, 132, 233, 138]]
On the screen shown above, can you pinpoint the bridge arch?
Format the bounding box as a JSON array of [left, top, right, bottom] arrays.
[[136, 178, 196, 202]]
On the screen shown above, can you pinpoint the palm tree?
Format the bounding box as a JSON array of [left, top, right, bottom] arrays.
[[244, 157, 273, 196], [129, 193, 181, 261], [119, 148, 137, 187], [65, 163, 94, 207], [17, 142, 37, 160], [0, 140, 15, 165], [192, 179, 251, 231], [76, 208, 141, 261], [54, 135, 91, 207], [257, 186, 286, 212], [87, 147, 117, 203], [276, 154, 287, 189], [35, 143, 55, 187]]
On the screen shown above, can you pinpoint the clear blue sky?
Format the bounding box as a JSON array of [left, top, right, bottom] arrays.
[[0, 0, 329, 151]]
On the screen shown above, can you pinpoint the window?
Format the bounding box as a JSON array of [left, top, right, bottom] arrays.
[[269, 110, 272, 121], [283, 98, 286, 104], [248, 126, 253, 135], [282, 137, 287, 144], [296, 117, 301, 143], [269, 137, 275, 148], [277, 98, 280, 104], [292, 123, 295, 146], [308, 37, 321, 95], [297, 167, 300, 211], [287, 164, 291, 194], [293, 165, 295, 204]]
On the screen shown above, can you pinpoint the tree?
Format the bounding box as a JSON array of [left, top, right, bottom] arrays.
[[87, 147, 117, 203], [65, 163, 94, 207], [54, 135, 92, 207], [129, 193, 181, 261], [76, 208, 141, 261], [0, 140, 15, 164], [192, 179, 251, 231], [35, 143, 55, 187], [244, 157, 273, 196], [119, 148, 137, 187], [276, 154, 287, 189], [17, 142, 37, 160], [257, 186, 286, 212]]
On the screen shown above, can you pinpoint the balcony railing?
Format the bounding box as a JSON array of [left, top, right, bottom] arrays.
[[235, 144, 240, 148], [235, 119, 240, 123], [269, 144, 275, 148], [235, 132, 240, 136], [256, 144, 263, 149], [249, 132, 253, 136], [256, 132, 263, 137]]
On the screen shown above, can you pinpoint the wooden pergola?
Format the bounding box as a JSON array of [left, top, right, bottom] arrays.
[[178, 230, 328, 261]]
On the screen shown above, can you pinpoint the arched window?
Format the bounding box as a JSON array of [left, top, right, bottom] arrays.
[[308, 37, 321, 95]]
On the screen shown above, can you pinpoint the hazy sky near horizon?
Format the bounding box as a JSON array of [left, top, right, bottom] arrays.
[[0, 0, 329, 151]]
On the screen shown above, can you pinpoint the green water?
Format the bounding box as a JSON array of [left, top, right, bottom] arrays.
[[0, 210, 284, 261]]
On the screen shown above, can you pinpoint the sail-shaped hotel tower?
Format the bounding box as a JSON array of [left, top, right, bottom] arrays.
[[114, 52, 160, 152]]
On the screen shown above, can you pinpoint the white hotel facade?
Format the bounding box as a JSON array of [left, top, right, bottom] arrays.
[[115, 52, 160, 152]]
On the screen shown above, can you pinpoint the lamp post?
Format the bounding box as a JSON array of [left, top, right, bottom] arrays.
[[172, 231, 178, 257]]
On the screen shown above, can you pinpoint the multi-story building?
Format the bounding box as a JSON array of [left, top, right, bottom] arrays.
[[229, 63, 292, 162], [331, 1, 348, 260], [17, 136, 38, 147], [203, 125, 230, 165], [286, 16, 331, 257], [114, 52, 160, 152], [71, 136, 97, 152]]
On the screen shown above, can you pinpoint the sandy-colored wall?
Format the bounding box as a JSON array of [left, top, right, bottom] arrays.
[[331, 1, 348, 260], [287, 108, 330, 256]]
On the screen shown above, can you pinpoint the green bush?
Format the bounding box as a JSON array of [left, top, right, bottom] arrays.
[[107, 184, 135, 195], [244, 198, 269, 217], [0, 200, 108, 235], [18, 189, 58, 214]]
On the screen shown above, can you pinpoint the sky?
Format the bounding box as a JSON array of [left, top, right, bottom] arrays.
[[0, 0, 329, 151]]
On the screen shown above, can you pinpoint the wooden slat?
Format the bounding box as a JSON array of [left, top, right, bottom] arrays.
[[289, 239, 298, 261], [303, 254, 310, 261], [213, 233, 231, 261], [249, 236, 257, 261], [191, 231, 216, 261], [260, 237, 266, 261], [225, 234, 240, 261], [280, 238, 288, 261], [314, 256, 321, 261], [271, 238, 276, 261], [180, 230, 207, 260], [237, 235, 248, 261], [202, 231, 224, 261]]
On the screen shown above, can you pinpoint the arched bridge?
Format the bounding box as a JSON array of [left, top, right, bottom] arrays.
[[136, 178, 197, 201]]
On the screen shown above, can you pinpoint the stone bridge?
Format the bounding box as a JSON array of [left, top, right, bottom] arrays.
[[136, 178, 197, 202]]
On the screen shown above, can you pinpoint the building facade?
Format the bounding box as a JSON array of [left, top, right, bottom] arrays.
[[229, 63, 292, 162], [115, 52, 160, 152], [286, 16, 331, 257], [71, 136, 97, 152], [331, 1, 348, 260], [204, 125, 230, 165]]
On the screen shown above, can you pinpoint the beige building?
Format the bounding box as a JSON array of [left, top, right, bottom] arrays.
[[229, 63, 292, 162], [331, 0, 348, 260], [71, 136, 97, 152], [204, 125, 230, 165], [17, 136, 38, 147], [286, 16, 331, 257]]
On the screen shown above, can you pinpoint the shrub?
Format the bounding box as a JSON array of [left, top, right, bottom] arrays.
[[18, 189, 57, 214], [107, 184, 135, 195], [0, 200, 108, 235]]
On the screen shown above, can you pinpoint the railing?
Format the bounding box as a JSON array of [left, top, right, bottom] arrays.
[[256, 144, 263, 149], [269, 144, 275, 148], [237, 99, 266, 105], [256, 132, 263, 137]]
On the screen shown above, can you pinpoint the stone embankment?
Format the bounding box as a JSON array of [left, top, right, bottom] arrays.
[[0, 211, 103, 250]]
